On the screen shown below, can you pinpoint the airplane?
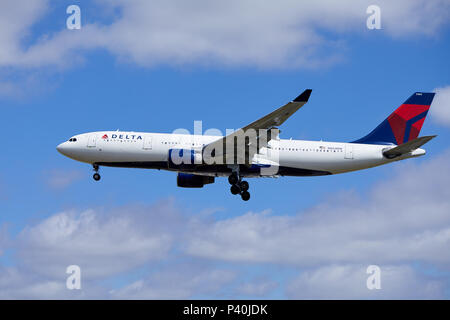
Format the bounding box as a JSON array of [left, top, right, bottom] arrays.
[[57, 90, 436, 201]]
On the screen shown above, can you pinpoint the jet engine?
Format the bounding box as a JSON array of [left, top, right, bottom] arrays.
[[177, 173, 215, 188]]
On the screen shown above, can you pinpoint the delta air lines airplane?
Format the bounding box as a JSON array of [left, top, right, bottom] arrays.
[[57, 90, 436, 201]]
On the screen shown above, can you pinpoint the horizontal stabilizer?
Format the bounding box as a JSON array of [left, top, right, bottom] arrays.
[[383, 135, 436, 159]]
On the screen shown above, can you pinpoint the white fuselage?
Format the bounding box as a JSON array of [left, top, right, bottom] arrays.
[[56, 131, 426, 177]]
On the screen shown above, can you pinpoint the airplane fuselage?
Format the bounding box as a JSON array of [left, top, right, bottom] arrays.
[[57, 131, 425, 177]]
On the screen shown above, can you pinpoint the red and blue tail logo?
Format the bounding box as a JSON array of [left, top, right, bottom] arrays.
[[353, 92, 435, 145]]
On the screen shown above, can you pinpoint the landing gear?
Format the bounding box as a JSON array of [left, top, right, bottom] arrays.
[[240, 180, 249, 192], [93, 164, 101, 181], [228, 172, 251, 201], [228, 173, 238, 185], [230, 184, 241, 195], [241, 191, 250, 201]]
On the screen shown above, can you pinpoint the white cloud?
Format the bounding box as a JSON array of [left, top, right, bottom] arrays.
[[235, 277, 278, 297], [16, 201, 182, 279], [431, 86, 450, 127], [0, 264, 109, 299], [0, 224, 8, 256], [0, 265, 64, 299], [185, 151, 450, 269], [110, 264, 236, 299], [0, 0, 49, 66], [44, 169, 84, 190], [286, 264, 444, 299], [2, 150, 450, 298], [0, 0, 448, 98], [1, 198, 238, 299], [1, 0, 449, 70]]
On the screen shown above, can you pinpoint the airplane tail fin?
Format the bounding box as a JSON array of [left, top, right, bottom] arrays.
[[352, 92, 435, 145]]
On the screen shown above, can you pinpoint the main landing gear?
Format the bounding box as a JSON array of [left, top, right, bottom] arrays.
[[93, 164, 101, 181], [228, 173, 250, 201]]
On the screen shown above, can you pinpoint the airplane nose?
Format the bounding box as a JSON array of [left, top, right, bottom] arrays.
[[56, 142, 67, 155]]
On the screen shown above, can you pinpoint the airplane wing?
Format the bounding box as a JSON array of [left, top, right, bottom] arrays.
[[383, 135, 436, 159], [241, 89, 312, 132], [202, 89, 312, 164]]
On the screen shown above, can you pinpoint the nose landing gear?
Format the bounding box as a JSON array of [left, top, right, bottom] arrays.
[[228, 172, 251, 201], [93, 164, 101, 181]]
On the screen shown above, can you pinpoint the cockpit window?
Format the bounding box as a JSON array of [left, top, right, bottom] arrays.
[[68, 138, 77, 142]]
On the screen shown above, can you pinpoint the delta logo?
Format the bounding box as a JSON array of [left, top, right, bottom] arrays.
[[102, 133, 143, 140]]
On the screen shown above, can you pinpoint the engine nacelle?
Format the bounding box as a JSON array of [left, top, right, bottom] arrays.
[[177, 173, 215, 188], [168, 149, 202, 169]]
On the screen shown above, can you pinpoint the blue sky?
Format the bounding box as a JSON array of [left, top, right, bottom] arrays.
[[0, 0, 449, 299]]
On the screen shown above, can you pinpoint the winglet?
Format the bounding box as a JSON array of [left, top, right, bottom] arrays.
[[293, 89, 312, 102]]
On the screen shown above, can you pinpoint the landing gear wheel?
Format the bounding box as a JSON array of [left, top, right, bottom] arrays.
[[228, 174, 238, 185], [240, 180, 249, 192], [230, 184, 241, 195], [93, 173, 101, 181], [241, 191, 250, 201]]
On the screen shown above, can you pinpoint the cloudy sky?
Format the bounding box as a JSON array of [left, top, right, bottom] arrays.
[[0, 0, 449, 299]]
